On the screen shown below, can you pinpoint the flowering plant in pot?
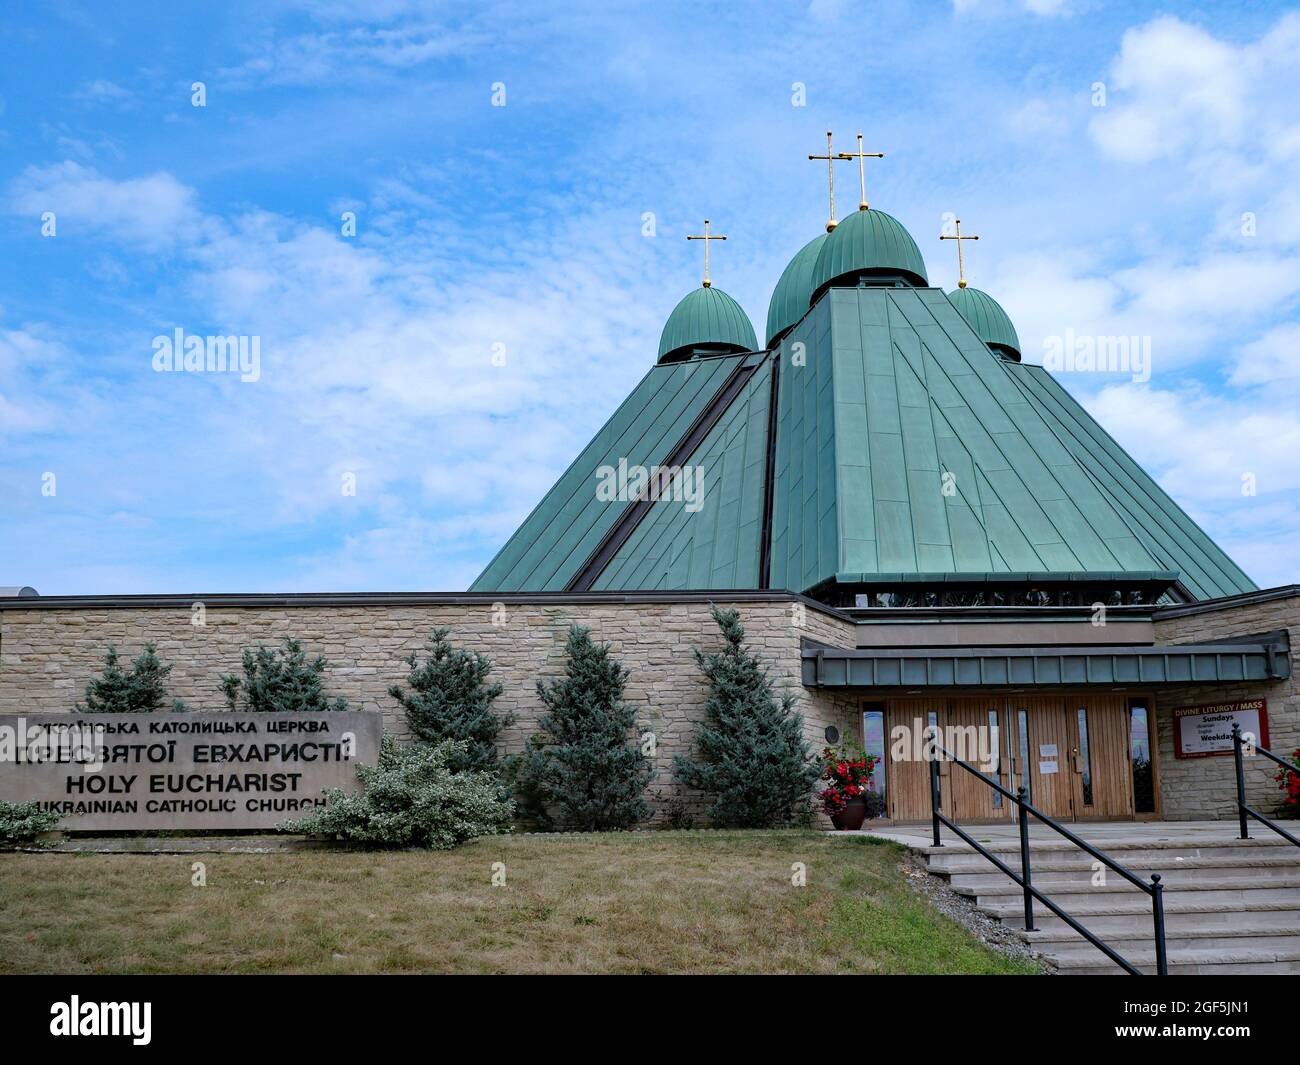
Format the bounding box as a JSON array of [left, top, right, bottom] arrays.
[[1274, 748, 1300, 816], [819, 741, 880, 830]]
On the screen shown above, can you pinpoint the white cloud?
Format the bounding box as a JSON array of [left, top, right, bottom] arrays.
[[982, 246, 1300, 377], [1230, 323, 1300, 388], [74, 79, 132, 105], [216, 22, 494, 88], [953, 0, 1072, 16], [1090, 14, 1300, 172], [7, 162, 205, 250], [1084, 382, 1300, 588]]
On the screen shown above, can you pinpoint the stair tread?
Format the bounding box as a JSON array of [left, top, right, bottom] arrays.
[[936, 855, 1300, 876], [980, 898, 1300, 917], [1023, 925, 1300, 944], [917, 837, 1295, 856], [1052, 947, 1300, 969], [955, 873, 1300, 897]]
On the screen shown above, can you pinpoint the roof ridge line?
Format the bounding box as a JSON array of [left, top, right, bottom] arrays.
[[566, 354, 766, 591]]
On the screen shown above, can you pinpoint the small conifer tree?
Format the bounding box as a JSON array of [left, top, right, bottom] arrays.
[[674, 605, 817, 827], [221, 638, 348, 712], [524, 625, 651, 831], [76, 643, 188, 713], [388, 629, 510, 772]]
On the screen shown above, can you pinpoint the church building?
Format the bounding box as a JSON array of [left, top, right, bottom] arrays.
[[2, 136, 1295, 826]]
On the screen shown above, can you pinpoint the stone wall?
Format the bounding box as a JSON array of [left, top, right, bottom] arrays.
[[1152, 591, 1299, 820], [0, 594, 859, 823]]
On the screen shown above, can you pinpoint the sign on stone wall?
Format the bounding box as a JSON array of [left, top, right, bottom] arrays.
[[0, 711, 382, 830], [1172, 699, 1270, 759]]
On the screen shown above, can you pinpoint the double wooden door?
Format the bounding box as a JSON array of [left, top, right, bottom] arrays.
[[880, 695, 1136, 823], [1014, 695, 1134, 820]]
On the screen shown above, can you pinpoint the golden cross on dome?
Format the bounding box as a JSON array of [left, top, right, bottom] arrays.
[[837, 133, 885, 211], [808, 131, 849, 232], [939, 218, 980, 289], [686, 219, 727, 288]]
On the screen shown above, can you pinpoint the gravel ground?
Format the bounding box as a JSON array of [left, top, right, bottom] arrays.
[[902, 850, 1055, 973]]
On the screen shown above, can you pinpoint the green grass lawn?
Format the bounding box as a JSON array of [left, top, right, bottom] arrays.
[[0, 831, 1034, 974]]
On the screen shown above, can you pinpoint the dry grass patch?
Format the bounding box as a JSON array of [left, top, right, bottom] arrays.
[[0, 832, 1034, 974]]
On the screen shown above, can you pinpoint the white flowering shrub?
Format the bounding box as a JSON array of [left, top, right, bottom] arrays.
[[0, 800, 62, 846], [280, 735, 513, 849]]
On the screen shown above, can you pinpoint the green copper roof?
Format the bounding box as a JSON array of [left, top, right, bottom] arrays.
[[947, 286, 1021, 361], [810, 208, 928, 295], [997, 360, 1255, 600], [593, 357, 771, 590], [471, 354, 745, 591], [769, 286, 1168, 590], [657, 285, 758, 364], [475, 269, 1253, 603], [766, 233, 827, 346]]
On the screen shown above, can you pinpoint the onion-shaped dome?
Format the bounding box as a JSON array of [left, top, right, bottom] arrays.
[[765, 233, 828, 346], [809, 208, 928, 297], [947, 286, 1021, 361], [657, 285, 758, 364]]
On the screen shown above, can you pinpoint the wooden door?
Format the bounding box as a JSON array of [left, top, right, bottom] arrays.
[[884, 697, 945, 821], [1066, 695, 1134, 820], [1017, 697, 1075, 819], [947, 698, 1012, 821]]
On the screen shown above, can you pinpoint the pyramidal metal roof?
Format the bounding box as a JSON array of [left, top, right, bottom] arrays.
[[472, 279, 1254, 602], [470, 353, 754, 592]]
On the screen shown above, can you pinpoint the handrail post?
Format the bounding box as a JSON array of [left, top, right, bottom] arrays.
[[1233, 723, 1250, 840], [1017, 786, 1034, 931], [1150, 873, 1168, 976], [929, 749, 943, 847]]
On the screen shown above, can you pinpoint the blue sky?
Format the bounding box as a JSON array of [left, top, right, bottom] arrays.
[[2, 0, 1298, 594]]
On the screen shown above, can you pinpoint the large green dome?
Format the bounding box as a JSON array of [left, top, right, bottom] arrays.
[[947, 286, 1021, 361], [810, 208, 928, 296], [765, 233, 827, 346], [657, 285, 758, 364]]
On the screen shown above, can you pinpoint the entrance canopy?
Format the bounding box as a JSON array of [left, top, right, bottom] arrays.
[[801, 630, 1291, 689]]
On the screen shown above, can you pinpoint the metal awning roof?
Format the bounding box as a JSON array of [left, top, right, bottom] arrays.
[[801, 630, 1290, 689]]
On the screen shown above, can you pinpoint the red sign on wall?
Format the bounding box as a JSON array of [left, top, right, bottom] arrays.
[[1172, 699, 1269, 759]]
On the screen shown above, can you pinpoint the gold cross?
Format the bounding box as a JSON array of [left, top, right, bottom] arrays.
[[808, 131, 849, 232], [939, 218, 980, 289], [837, 133, 885, 211], [686, 219, 727, 288]]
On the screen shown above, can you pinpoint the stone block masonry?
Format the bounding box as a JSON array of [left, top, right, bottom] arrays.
[[1152, 589, 1300, 821], [0, 593, 860, 824]]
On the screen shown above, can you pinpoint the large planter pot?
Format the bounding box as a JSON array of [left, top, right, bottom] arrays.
[[830, 797, 867, 831]]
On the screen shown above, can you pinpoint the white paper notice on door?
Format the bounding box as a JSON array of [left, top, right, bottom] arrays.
[[1039, 744, 1058, 758], [1038, 760, 1059, 775]]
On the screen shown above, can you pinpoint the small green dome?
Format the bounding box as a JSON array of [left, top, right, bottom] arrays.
[[810, 208, 928, 296], [657, 285, 758, 364], [947, 286, 1021, 361], [766, 233, 828, 346]]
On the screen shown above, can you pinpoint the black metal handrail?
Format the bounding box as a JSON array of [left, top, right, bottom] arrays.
[[1233, 723, 1300, 848], [928, 741, 1168, 976]]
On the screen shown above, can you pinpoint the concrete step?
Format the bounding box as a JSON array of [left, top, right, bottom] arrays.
[[954, 874, 1300, 909], [944, 854, 1300, 892], [1030, 927, 1300, 960], [1054, 947, 1300, 976], [913, 828, 1300, 973], [979, 901, 1300, 936], [924, 839, 1295, 872]]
